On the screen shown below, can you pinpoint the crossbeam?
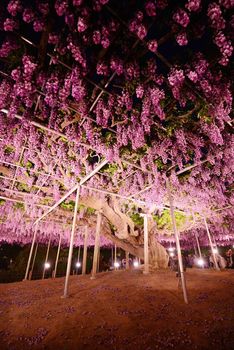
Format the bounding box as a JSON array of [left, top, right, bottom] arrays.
[[0, 109, 150, 175], [128, 160, 208, 199], [0, 195, 50, 208], [0, 159, 58, 180], [33, 159, 108, 225]]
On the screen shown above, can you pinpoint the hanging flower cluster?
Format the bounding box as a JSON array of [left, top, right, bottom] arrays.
[[0, 0, 233, 246]]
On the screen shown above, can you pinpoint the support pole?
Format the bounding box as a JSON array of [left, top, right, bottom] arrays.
[[167, 179, 188, 304], [77, 245, 81, 262], [193, 243, 198, 257], [195, 234, 204, 269], [82, 226, 88, 275], [42, 236, 51, 279], [97, 245, 100, 273], [114, 244, 117, 270], [63, 186, 80, 298], [204, 217, 220, 271], [143, 214, 149, 274], [34, 184, 79, 225], [34, 159, 108, 226], [195, 234, 202, 259], [126, 251, 129, 270], [53, 234, 62, 278], [29, 243, 38, 280], [76, 245, 81, 274], [24, 224, 38, 280], [91, 212, 102, 279]]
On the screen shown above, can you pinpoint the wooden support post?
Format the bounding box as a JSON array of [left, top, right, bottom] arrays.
[[126, 251, 129, 270], [42, 236, 51, 279], [29, 243, 38, 280], [63, 186, 80, 298], [204, 217, 220, 271], [24, 224, 38, 280], [91, 212, 102, 279], [82, 226, 88, 275], [167, 179, 188, 304], [53, 234, 62, 278]]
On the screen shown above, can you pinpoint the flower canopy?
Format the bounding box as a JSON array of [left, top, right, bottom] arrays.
[[0, 0, 233, 247]]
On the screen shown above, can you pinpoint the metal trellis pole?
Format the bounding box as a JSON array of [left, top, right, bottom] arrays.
[[114, 244, 117, 270], [126, 251, 129, 270], [195, 234, 202, 259], [91, 212, 102, 279], [167, 179, 188, 304], [204, 217, 220, 271], [29, 242, 38, 280], [24, 224, 38, 281], [63, 186, 80, 298], [76, 245, 81, 274], [42, 235, 51, 279], [53, 234, 62, 278], [82, 226, 88, 275], [143, 214, 149, 274]]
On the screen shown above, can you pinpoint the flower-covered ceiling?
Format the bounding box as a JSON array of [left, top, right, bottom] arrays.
[[0, 0, 233, 247]]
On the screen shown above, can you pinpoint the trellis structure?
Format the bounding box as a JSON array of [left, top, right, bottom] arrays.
[[0, 0, 233, 303], [0, 128, 228, 302]]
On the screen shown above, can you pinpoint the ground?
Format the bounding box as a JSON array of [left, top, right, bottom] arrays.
[[0, 269, 234, 350]]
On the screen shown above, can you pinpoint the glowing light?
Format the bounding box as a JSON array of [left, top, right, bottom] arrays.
[[197, 258, 204, 267], [76, 261, 81, 268], [114, 261, 120, 268], [44, 262, 50, 269], [212, 248, 218, 254], [168, 247, 175, 252], [169, 252, 175, 257], [133, 260, 139, 267]]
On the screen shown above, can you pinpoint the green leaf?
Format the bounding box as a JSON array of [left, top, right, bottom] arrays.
[[0, 199, 6, 206], [130, 213, 144, 226], [14, 202, 24, 210]]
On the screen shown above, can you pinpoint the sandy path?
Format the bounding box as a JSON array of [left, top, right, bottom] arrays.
[[0, 269, 234, 350]]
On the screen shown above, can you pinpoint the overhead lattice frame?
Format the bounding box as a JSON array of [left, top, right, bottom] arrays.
[[0, 0, 233, 250]]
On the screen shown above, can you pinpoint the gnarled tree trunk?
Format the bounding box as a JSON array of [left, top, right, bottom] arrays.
[[0, 165, 169, 269], [80, 196, 169, 269]]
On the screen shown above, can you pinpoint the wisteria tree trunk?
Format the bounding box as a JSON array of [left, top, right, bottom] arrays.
[[80, 196, 169, 269], [0, 165, 169, 269]]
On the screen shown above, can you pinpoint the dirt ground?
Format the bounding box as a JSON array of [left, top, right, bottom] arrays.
[[0, 268, 234, 350]]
